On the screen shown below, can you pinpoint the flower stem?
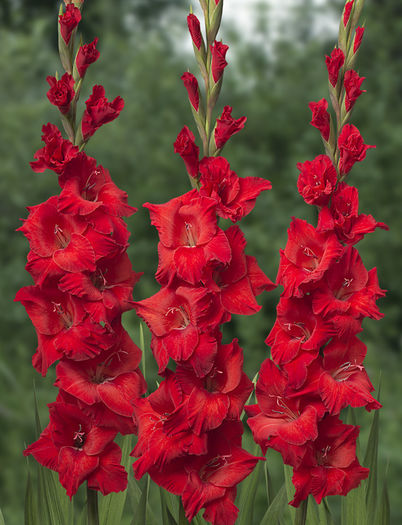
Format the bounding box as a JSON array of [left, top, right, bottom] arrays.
[[294, 498, 308, 525], [87, 484, 99, 525]]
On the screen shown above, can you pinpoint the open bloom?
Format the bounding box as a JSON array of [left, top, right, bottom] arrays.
[[24, 401, 127, 498]]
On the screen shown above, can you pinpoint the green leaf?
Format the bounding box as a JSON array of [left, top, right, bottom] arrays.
[[259, 483, 287, 525], [0, 508, 5, 525], [364, 385, 381, 521], [317, 498, 335, 525], [237, 457, 262, 525], [178, 502, 189, 525], [264, 459, 274, 506], [375, 476, 390, 525], [283, 465, 296, 523], [32, 391, 73, 525], [133, 475, 150, 525], [159, 487, 178, 525], [341, 478, 367, 525], [24, 461, 38, 525], [99, 435, 133, 525]]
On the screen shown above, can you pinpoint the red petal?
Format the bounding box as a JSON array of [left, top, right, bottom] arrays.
[[58, 447, 99, 498]]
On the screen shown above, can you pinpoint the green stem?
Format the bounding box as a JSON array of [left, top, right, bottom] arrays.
[[87, 485, 99, 525], [294, 498, 308, 525]]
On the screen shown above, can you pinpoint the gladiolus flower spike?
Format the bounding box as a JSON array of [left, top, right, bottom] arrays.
[[131, 3, 274, 525], [18, 1, 146, 500], [247, 0, 387, 509]]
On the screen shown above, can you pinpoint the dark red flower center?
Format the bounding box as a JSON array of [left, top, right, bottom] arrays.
[[54, 224, 70, 249], [52, 301, 73, 328], [282, 321, 310, 341], [184, 222, 197, 247], [73, 425, 86, 448], [199, 454, 231, 481], [165, 305, 190, 330], [317, 445, 331, 465], [270, 396, 299, 420], [332, 361, 363, 382]]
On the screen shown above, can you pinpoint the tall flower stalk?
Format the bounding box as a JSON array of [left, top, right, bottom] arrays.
[[16, 0, 146, 517], [247, 0, 387, 511], [131, 1, 276, 523]]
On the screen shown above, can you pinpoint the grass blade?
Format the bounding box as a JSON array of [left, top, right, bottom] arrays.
[[237, 456, 262, 525], [259, 483, 287, 525], [99, 435, 133, 525]]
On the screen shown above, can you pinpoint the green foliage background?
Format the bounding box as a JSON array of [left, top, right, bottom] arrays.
[[0, 0, 400, 523]]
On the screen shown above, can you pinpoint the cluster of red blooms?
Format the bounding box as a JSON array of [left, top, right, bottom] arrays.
[[130, 2, 275, 523], [247, 0, 388, 507], [15, 0, 146, 499]]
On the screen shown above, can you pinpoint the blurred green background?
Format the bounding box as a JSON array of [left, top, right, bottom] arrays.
[[0, 0, 400, 523]]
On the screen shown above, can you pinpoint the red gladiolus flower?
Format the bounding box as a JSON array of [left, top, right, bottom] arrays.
[[76, 38, 100, 78], [338, 124, 375, 175], [210, 41, 229, 83], [289, 416, 369, 506], [24, 401, 127, 498], [59, 4, 81, 45], [58, 153, 136, 223], [317, 182, 388, 245], [199, 156, 271, 222], [174, 126, 200, 178], [312, 246, 386, 333], [134, 285, 221, 373], [266, 295, 334, 365], [187, 14, 202, 50], [30, 123, 79, 174], [276, 218, 344, 298], [308, 99, 330, 142], [181, 72, 200, 111], [132, 373, 208, 478], [353, 27, 365, 53], [317, 337, 381, 414], [343, 0, 354, 26], [144, 190, 231, 285], [56, 326, 146, 430], [297, 155, 337, 207], [246, 359, 325, 454], [58, 252, 141, 324], [81, 85, 124, 140], [171, 339, 253, 435], [325, 48, 345, 87], [46, 73, 75, 114], [18, 196, 94, 285], [344, 70, 366, 112], [15, 285, 116, 374], [206, 226, 275, 316], [214, 106, 247, 150], [146, 422, 262, 525]]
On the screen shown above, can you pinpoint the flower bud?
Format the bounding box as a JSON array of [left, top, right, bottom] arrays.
[[181, 72, 200, 112], [210, 41, 228, 83], [174, 126, 200, 178], [325, 48, 345, 87], [214, 106, 246, 151], [338, 124, 375, 175], [46, 73, 75, 114], [81, 85, 124, 140], [343, 0, 354, 27], [353, 27, 365, 53], [59, 4, 81, 45], [308, 99, 331, 142], [75, 38, 100, 78], [187, 14, 202, 50], [344, 70, 365, 112]]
